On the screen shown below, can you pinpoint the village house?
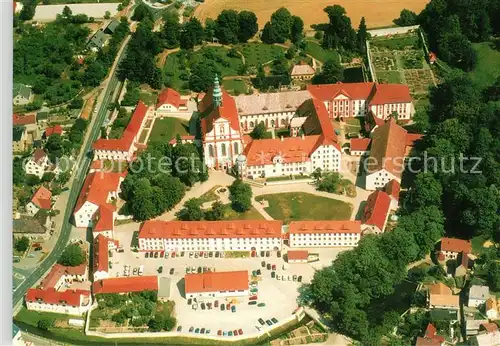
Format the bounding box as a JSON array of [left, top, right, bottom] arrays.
[[471, 328, 500, 346], [26, 186, 52, 215], [440, 237, 472, 260], [25, 148, 49, 179], [44, 124, 63, 138], [350, 138, 371, 156], [427, 282, 460, 310], [14, 113, 39, 144], [155, 88, 188, 116], [454, 251, 473, 277], [73, 171, 125, 229], [286, 250, 309, 263], [87, 29, 108, 52], [138, 220, 283, 253], [13, 83, 33, 105], [92, 101, 150, 162], [184, 270, 249, 299], [290, 62, 316, 81], [25, 288, 91, 316], [384, 179, 401, 209], [468, 285, 491, 308], [13, 126, 27, 152], [415, 323, 445, 346], [92, 276, 159, 295], [467, 319, 491, 337], [361, 190, 392, 234], [93, 234, 119, 281], [486, 298, 499, 320], [287, 220, 361, 248]]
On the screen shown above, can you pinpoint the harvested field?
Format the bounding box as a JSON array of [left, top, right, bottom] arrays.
[[194, 0, 429, 29]]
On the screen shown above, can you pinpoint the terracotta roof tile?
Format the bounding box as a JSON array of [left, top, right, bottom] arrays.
[[428, 282, 459, 307], [184, 270, 248, 294], [440, 237, 472, 254], [93, 234, 113, 274], [26, 288, 90, 307], [94, 205, 114, 232], [45, 125, 63, 136], [287, 250, 309, 261], [361, 190, 391, 231], [200, 88, 240, 134], [92, 276, 158, 294], [350, 138, 371, 152], [384, 179, 400, 201], [30, 186, 52, 209], [156, 88, 186, 109], [74, 171, 123, 215], [40, 263, 87, 289], [307, 82, 375, 101], [289, 221, 361, 234], [366, 118, 407, 177], [32, 148, 48, 164], [13, 113, 36, 126], [139, 220, 283, 240], [481, 322, 499, 333], [369, 84, 412, 105]]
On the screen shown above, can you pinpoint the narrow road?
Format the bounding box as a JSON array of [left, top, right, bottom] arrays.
[[12, 34, 131, 310]]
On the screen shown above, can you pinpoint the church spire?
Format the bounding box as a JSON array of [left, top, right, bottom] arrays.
[[213, 74, 222, 107]]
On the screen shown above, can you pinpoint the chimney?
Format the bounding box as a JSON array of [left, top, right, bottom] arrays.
[[280, 136, 284, 142]]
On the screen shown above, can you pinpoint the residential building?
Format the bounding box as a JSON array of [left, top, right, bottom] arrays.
[[427, 282, 459, 310], [104, 20, 120, 34], [155, 88, 188, 116], [385, 179, 400, 209], [350, 138, 371, 156], [287, 220, 361, 248], [234, 90, 311, 132], [39, 263, 88, 290], [138, 220, 283, 252], [45, 124, 63, 137], [480, 323, 499, 334], [455, 252, 472, 277], [26, 186, 52, 215], [365, 119, 407, 190], [199, 76, 244, 170], [24, 149, 49, 178], [92, 276, 159, 295], [241, 98, 341, 178], [361, 190, 392, 234], [290, 62, 315, 81], [13, 126, 27, 152], [13, 83, 33, 105], [468, 285, 491, 308], [467, 320, 491, 336], [415, 323, 445, 346], [73, 171, 124, 228], [184, 270, 249, 299], [13, 113, 37, 133], [486, 298, 499, 320], [93, 234, 119, 281], [471, 330, 500, 346], [307, 82, 414, 121], [93, 205, 115, 239], [93, 101, 151, 162], [440, 237, 472, 260], [287, 250, 309, 263], [87, 29, 108, 52], [25, 288, 91, 316]]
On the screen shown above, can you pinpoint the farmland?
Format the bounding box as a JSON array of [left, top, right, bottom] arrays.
[[194, 0, 429, 30]]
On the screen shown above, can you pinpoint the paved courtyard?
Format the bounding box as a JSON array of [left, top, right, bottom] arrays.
[[110, 226, 351, 336]]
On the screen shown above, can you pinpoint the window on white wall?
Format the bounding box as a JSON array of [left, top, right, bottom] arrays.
[[221, 143, 227, 156]]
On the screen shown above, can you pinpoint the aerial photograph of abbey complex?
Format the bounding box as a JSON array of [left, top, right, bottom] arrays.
[[10, 0, 500, 344]]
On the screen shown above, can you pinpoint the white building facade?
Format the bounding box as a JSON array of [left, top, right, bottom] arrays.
[[26, 289, 92, 316], [287, 221, 361, 248], [25, 150, 49, 178]]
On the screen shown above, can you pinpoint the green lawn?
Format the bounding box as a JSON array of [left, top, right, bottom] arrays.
[[256, 192, 352, 224], [191, 46, 243, 76], [469, 41, 500, 88], [346, 118, 362, 133], [163, 53, 187, 91], [370, 35, 420, 50], [236, 43, 286, 66], [139, 91, 158, 106], [198, 185, 222, 204], [304, 41, 340, 63], [222, 79, 247, 95], [148, 117, 189, 143], [377, 70, 404, 84], [15, 307, 78, 328], [223, 204, 265, 220]]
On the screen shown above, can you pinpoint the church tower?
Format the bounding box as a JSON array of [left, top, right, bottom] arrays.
[[213, 74, 222, 107]]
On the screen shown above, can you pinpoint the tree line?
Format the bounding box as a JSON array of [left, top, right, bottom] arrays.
[[302, 71, 500, 344]]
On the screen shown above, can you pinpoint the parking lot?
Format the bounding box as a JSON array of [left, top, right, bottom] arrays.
[[111, 226, 350, 337]]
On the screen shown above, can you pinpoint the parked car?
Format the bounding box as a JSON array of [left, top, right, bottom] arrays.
[[238, 329, 243, 335], [293, 275, 297, 281], [221, 304, 225, 311], [214, 300, 219, 308], [231, 305, 236, 312], [192, 304, 198, 310], [201, 303, 206, 310], [194, 253, 199, 258], [206, 329, 211, 334], [266, 263, 271, 270], [180, 251, 185, 257], [271, 271, 276, 278], [281, 275, 286, 280], [266, 251, 270, 257], [204, 252, 208, 258], [220, 252, 225, 258], [197, 266, 202, 273], [233, 329, 238, 336], [276, 274, 281, 280], [189, 252, 194, 258], [158, 266, 163, 274], [195, 328, 200, 334], [145, 253, 149, 258], [266, 320, 272, 326], [271, 318, 278, 324], [207, 302, 212, 309], [186, 267, 190, 274], [228, 331, 233, 336], [261, 261, 266, 268], [249, 295, 258, 300], [277, 250, 281, 258], [209, 252, 213, 258], [298, 275, 303, 282], [191, 266, 196, 272], [258, 318, 265, 325], [223, 331, 228, 336], [272, 264, 276, 271], [215, 252, 220, 258], [189, 327, 194, 332], [200, 328, 205, 334], [226, 303, 231, 310], [170, 268, 175, 275], [172, 252, 176, 258], [203, 266, 208, 273], [260, 251, 265, 257], [257, 303, 266, 307], [177, 326, 182, 332], [187, 298, 192, 305], [154, 252, 159, 258], [248, 301, 257, 305], [217, 330, 222, 336], [165, 252, 169, 259]]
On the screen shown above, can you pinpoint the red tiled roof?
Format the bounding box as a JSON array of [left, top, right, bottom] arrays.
[[289, 221, 361, 234], [200, 89, 240, 134], [40, 263, 87, 289], [385, 179, 400, 201], [93, 276, 158, 294], [156, 88, 186, 109], [366, 118, 407, 178], [93, 101, 148, 151], [94, 205, 114, 232], [31, 186, 52, 210], [369, 84, 412, 105], [26, 288, 90, 307], [13, 113, 36, 126], [424, 323, 445, 343], [184, 270, 248, 294], [90, 160, 104, 170], [361, 190, 391, 231], [93, 234, 111, 274], [440, 237, 472, 254], [350, 138, 371, 152], [481, 323, 499, 333], [307, 82, 375, 101], [139, 220, 283, 240], [287, 250, 309, 261], [415, 337, 442, 346], [74, 171, 123, 214], [32, 148, 47, 164], [45, 125, 63, 136], [168, 135, 195, 145]]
